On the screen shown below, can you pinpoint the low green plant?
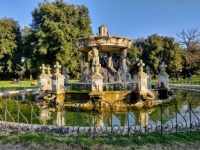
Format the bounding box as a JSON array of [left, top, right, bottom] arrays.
[[1, 130, 200, 149]]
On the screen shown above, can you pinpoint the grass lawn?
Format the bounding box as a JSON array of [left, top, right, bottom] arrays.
[[0, 77, 199, 90], [0, 80, 37, 89], [151, 76, 200, 84], [0, 130, 200, 150]]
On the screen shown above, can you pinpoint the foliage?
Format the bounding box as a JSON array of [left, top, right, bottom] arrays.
[[0, 17, 22, 79], [177, 28, 200, 77], [129, 38, 145, 75], [141, 34, 182, 76], [23, 0, 92, 78]]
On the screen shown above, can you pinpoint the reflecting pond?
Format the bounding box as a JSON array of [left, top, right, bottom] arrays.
[[0, 90, 200, 128]]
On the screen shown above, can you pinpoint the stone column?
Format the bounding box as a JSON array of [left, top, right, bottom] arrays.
[[107, 53, 112, 68], [81, 53, 89, 75], [120, 48, 128, 74]]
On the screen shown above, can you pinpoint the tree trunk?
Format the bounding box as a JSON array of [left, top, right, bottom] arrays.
[[30, 74, 33, 80]]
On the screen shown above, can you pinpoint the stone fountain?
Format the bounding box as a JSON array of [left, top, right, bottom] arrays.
[[74, 25, 132, 84], [35, 25, 176, 112], [74, 25, 133, 102]]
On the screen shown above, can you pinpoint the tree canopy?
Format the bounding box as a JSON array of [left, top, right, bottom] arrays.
[[23, 0, 92, 78], [177, 28, 200, 77], [0, 17, 22, 79], [140, 34, 182, 77]]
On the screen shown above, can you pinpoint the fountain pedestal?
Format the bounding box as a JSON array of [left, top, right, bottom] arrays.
[[91, 74, 103, 92], [157, 62, 169, 99], [52, 62, 65, 94], [133, 60, 154, 102], [37, 64, 51, 99]]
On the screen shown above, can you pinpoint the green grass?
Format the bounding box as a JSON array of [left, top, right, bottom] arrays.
[[0, 77, 200, 86], [0, 80, 34, 87], [151, 77, 200, 84], [1, 130, 200, 149], [69, 79, 79, 83]]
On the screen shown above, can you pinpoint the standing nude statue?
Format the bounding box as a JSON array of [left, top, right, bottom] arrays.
[[89, 47, 99, 66]]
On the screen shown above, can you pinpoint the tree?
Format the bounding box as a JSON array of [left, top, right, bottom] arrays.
[[0, 17, 22, 79], [177, 28, 200, 77], [141, 34, 182, 77], [21, 26, 33, 78], [177, 28, 200, 51], [129, 38, 145, 75], [24, 0, 92, 78]]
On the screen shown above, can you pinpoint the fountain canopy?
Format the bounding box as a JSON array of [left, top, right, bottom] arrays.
[[74, 25, 132, 53], [74, 25, 133, 84]]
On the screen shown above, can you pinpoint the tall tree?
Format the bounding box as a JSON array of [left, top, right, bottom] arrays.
[[141, 34, 182, 77], [0, 17, 22, 79], [177, 28, 200, 77], [129, 38, 145, 75], [177, 28, 200, 51], [24, 0, 92, 78]]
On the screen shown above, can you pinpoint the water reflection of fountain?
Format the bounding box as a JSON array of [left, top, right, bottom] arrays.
[[39, 105, 65, 126], [1, 89, 197, 131], [39, 106, 52, 125], [33, 26, 178, 128]]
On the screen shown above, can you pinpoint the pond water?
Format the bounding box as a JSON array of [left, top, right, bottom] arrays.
[[0, 90, 200, 128]]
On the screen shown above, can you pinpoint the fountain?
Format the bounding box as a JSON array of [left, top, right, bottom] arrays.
[[73, 25, 133, 103], [34, 25, 176, 112], [1, 24, 200, 139]]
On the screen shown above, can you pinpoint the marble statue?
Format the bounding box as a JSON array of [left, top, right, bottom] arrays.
[[89, 47, 100, 66]]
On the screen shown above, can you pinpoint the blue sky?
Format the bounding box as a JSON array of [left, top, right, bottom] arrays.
[[0, 0, 200, 40]]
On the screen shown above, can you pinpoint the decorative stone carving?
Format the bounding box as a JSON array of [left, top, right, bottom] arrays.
[[39, 64, 48, 91], [157, 62, 169, 89], [107, 53, 116, 72], [98, 25, 108, 36], [89, 47, 100, 67], [146, 66, 152, 89], [47, 66, 52, 77], [40, 64, 47, 75], [138, 59, 145, 73], [133, 60, 155, 101], [52, 61, 65, 94], [126, 71, 132, 82], [75, 25, 133, 85], [54, 61, 62, 75], [117, 69, 122, 82], [36, 64, 50, 99], [46, 66, 52, 91], [134, 60, 148, 92], [159, 62, 168, 76], [91, 77, 103, 92], [62, 67, 70, 86]]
